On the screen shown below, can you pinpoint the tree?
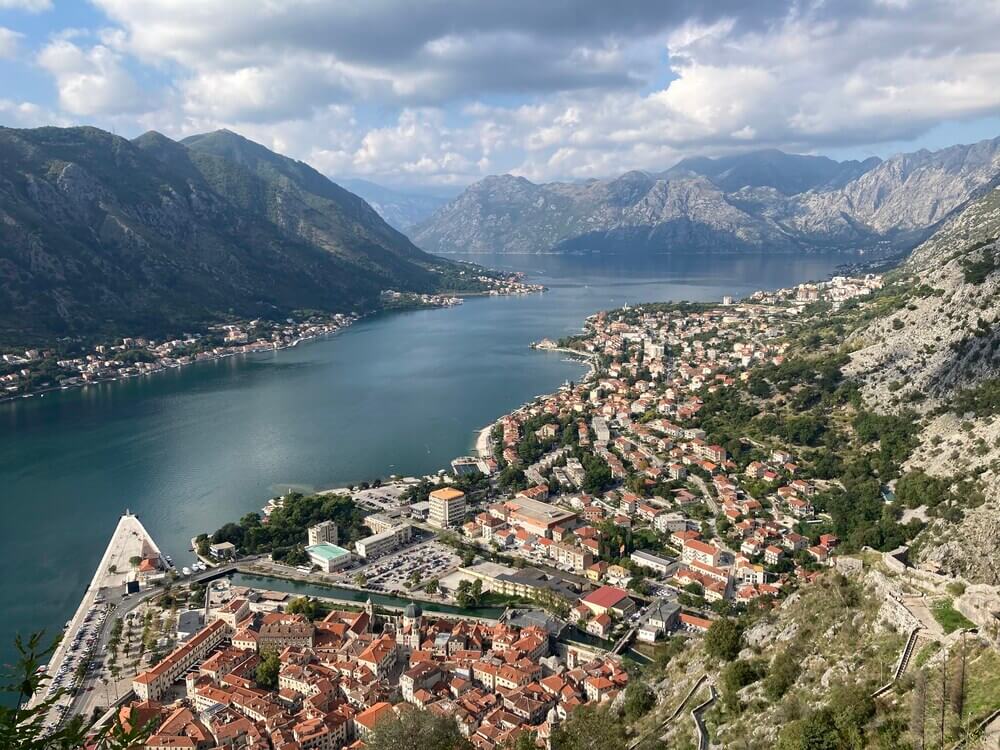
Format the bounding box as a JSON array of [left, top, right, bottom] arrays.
[[704, 618, 743, 662], [365, 708, 471, 750], [722, 659, 765, 710], [129, 555, 142, 569], [1, 633, 154, 749], [455, 579, 483, 608], [255, 650, 280, 689], [425, 579, 439, 595], [623, 682, 656, 722], [551, 704, 627, 750], [950, 636, 967, 732]]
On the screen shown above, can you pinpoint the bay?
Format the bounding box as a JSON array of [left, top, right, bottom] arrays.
[[0, 251, 848, 674]]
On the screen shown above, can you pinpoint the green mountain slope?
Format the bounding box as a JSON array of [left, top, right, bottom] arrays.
[[0, 126, 451, 343]]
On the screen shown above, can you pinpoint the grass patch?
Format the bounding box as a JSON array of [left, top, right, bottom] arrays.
[[931, 599, 975, 634], [965, 648, 1000, 721], [912, 640, 940, 669]]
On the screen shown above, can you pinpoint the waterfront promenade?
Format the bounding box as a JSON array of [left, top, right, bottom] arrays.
[[27, 512, 164, 719]]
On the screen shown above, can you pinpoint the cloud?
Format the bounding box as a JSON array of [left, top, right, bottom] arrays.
[[37, 39, 150, 117], [0, 98, 68, 127], [0, 26, 22, 59], [12, 0, 1000, 186], [0, 0, 51, 11]]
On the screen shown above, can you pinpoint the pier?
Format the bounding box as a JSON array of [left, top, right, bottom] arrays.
[[27, 512, 166, 725]]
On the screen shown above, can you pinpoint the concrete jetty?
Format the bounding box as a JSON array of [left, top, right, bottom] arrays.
[[27, 512, 165, 718]]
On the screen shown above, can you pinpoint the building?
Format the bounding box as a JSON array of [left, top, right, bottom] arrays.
[[553, 543, 593, 572], [353, 702, 395, 740], [209, 541, 236, 559], [637, 600, 680, 643], [257, 618, 315, 651], [429, 487, 467, 529], [305, 542, 353, 573], [133, 620, 231, 701], [580, 586, 635, 618], [307, 520, 338, 547], [355, 524, 413, 560], [681, 539, 721, 568], [500, 496, 577, 538], [630, 550, 674, 577]]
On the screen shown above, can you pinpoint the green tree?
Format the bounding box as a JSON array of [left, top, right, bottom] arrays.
[[1, 633, 155, 749], [551, 704, 627, 750], [255, 650, 280, 689], [704, 618, 743, 662], [623, 681, 656, 722], [365, 708, 471, 750]]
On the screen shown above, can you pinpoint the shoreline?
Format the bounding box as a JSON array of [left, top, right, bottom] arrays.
[[474, 424, 494, 458], [0, 323, 355, 406], [2, 284, 548, 406]]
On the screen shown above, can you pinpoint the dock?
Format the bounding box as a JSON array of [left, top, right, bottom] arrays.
[[27, 512, 166, 723]]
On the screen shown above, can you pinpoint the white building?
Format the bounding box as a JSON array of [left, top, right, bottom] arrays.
[[355, 524, 414, 560], [307, 520, 339, 547], [428, 487, 466, 529]]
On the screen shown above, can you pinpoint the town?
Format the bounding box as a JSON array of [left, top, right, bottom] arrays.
[[34, 270, 993, 749], [0, 271, 544, 402]]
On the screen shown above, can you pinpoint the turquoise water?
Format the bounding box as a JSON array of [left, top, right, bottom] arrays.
[[0, 251, 849, 676]]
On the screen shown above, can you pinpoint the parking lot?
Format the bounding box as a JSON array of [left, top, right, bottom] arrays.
[[40, 601, 112, 726], [350, 540, 460, 594], [324, 481, 413, 513]]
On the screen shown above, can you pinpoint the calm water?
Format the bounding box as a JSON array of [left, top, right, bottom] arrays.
[[0, 252, 848, 672]]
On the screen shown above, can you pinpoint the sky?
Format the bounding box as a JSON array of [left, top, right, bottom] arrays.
[[1, 0, 999, 191]]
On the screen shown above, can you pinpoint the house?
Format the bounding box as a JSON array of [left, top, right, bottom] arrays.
[[586, 613, 614, 639], [808, 545, 830, 563], [630, 550, 673, 576], [679, 614, 712, 633], [764, 545, 784, 566], [580, 586, 635, 618], [636, 600, 680, 643], [681, 539, 721, 567]]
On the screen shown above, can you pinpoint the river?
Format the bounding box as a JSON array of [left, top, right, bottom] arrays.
[[0, 251, 849, 674]]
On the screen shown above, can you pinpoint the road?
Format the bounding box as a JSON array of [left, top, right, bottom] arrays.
[[50, 563, 236, 728]]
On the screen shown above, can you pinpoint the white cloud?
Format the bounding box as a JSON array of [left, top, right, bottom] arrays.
[[0, 0, 51, 11], [0, 98, 68, 127], [0, 26, 22, 59], [11, 0, 1000, 187], [37, 39, 150, 117]]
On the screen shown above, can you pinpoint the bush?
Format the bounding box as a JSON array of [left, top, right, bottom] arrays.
[[704, 618, 743, 662]]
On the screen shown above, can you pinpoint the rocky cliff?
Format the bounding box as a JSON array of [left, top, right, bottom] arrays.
[[843, 179, 1000, 583], [413, 138, 1000, 256]]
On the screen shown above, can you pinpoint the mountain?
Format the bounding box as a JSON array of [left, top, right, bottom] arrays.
[[0, 126, 455, 343], [412, 138, 1000, 255], [840, 177, 1000, 582], [663, 148, 881, 194], [338, 178, 451, 231]]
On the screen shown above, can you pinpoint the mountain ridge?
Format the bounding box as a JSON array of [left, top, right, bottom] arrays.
[[0, 126, 456, 344], [412, 138, 1000, 256]]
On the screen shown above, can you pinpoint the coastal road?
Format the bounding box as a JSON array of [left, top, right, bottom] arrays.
[[57, 562, 237, 725]]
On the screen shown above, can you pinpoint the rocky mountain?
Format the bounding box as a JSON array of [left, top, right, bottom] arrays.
[[0, 126, 456, 343], [841, 177, 1000, 583], [413, 138, 1000, 255], [339, 178, 450, 231], [663, 148, 882, 195]]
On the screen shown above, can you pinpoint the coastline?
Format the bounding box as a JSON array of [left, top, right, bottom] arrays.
[[474, 424, 494, 458], [0, 322, 356, 406]]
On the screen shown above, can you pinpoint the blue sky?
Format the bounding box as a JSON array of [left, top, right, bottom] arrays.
[[2, 0, 999, 188]]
